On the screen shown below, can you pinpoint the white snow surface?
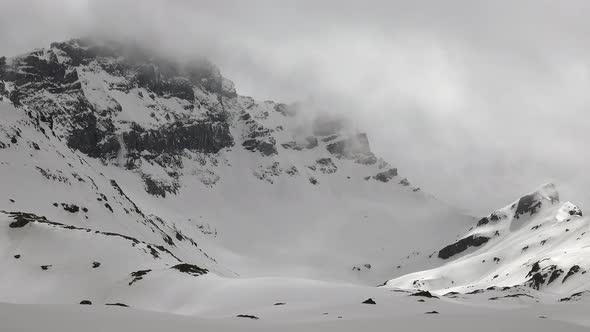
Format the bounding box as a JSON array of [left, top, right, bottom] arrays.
[[2, 288, 590, 332]]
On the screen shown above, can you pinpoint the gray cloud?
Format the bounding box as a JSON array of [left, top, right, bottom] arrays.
[[2, 0, 590, 214]]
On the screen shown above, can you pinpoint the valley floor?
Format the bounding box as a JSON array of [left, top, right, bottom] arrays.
[[2, 277, 589, 332]]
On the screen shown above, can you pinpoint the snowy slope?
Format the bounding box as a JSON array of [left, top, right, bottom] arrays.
[[385, 183, 590, 300], [0, 38, 477, 310]]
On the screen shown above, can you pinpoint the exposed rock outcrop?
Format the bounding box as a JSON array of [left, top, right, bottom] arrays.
[[438, 235, 490, 259]]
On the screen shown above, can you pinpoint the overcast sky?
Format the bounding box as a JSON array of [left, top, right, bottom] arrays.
[[2, 0, 590, 214]]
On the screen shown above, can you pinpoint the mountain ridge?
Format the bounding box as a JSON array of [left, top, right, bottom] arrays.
[[385, 183, 590, 299]]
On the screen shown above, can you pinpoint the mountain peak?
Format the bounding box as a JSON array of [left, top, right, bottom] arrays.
[[385, 181, 590, 295], [512, 182, 560, 222]]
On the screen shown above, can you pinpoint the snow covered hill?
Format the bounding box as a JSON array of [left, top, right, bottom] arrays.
[[0, 38, 477, 308], [385, 183, 590, 301]]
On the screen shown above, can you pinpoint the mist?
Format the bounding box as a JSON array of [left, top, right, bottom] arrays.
[[2, 0, 590, 214]]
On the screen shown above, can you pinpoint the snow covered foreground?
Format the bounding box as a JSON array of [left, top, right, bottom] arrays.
[[2, 278, 590, 332]]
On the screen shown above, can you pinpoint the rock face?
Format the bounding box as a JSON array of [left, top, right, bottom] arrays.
[[514, 183, 559, 220], [0, 39, 244, 198], [438, 235, 490, 259], [0, 38, 421, 200], [2, 39, 234, 162], [1, 49, 79, 93], [239, 111, 278, 156], [525, 262, 564, 290], [476, 212, 502, 227], [67, 112, 120, 159], [171, 263, 208, 276], [123, 121, 233, 156]]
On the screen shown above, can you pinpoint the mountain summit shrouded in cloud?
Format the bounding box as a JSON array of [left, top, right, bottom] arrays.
[[3, 1, 590, 214]]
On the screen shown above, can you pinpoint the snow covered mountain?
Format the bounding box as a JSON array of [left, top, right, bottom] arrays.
[[0, 38, 478, 308], [3, 38, 590, 331], [386, 183, 590, 301]]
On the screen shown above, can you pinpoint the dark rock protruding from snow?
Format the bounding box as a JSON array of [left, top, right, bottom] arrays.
[[563, 265, 582, 283], [515, 194, 543, 219], [106, 303, 129, 307], [123, 121, 233, 156], [514, 183, 559, 220], [315, 158, 338, 174], [488, 293, 534, 301], [129, 269, 151, 285], [8, 213, 33, 228], [61, 203, 80, 213], [240, 114, 277, 157], [362, 298, 376, 304], [374, 168, 398, 183], [570, 207, 583, 217], [524, 262, 567, 290], [171, 263, 208, 276], [476, 212, 502, 227], [410, 291, 439, 299], [438, 235, 490, 259], [560, 291, 589, 302]]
